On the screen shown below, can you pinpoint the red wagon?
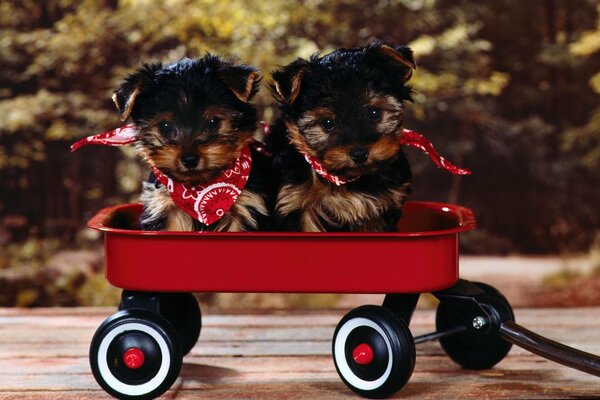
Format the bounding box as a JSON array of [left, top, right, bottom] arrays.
[[87, 201, 600, 399]]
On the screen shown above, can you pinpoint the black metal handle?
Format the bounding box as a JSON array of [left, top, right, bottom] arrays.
[[499, 320, 600, 377]]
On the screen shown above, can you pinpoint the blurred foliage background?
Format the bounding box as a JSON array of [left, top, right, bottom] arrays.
[[1, 0, 599, 306]]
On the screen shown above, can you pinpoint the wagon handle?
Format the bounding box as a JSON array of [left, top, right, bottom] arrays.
[[499, 320, 600, 377]]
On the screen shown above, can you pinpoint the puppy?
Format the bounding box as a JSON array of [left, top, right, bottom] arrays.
[[113, 56, 270, 231], [268, 41, 416, 232]]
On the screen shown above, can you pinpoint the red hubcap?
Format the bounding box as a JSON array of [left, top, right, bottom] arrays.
[[352, 343, 374, 365], [123, 347, 145, 369]]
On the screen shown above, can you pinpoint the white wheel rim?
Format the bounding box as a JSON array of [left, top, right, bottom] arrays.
[[334, 317, 394, 391], [96, 322, 171, 396]]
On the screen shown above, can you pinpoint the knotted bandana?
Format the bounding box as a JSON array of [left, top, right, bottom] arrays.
[[301, 128, 471, 186], [149, 148, 252, 226], [303, 153, 355, 186], [71, 125, 252, 226]]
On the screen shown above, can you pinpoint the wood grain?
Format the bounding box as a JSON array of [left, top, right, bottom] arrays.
[[0, 307, 598, 399]]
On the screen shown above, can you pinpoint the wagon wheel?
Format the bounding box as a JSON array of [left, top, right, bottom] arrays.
[[157, 293, 202, 356], [332, 305, 415, 399], [436, 281, 514, 369], [90, 310, 182, 400], [119, 292, 201, 357]]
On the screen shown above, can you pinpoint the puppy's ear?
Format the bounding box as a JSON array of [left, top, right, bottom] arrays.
[[112, 62, 162, 121], [270, 59, 310, 105], [219, 65, 261, 103], [112, 87, 139, 122], [365, 42, 416, 80]]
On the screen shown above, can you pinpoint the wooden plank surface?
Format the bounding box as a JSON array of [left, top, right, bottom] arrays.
[[0, 307, 598, 399]]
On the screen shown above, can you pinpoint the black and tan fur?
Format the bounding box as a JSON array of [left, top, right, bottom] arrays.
[[267, 41, 415, 232], [113, 56, 270, 231]]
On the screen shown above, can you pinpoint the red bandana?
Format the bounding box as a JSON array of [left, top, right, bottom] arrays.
[[149, 148, 251, 225], [301, 128, 471, 186], [71, 125, 252, 226], [302, 153, 355, 186], [70, 124, 138, 151], [399, 129, 471, 175]]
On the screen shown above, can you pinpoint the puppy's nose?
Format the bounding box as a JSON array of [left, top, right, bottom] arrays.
[[350, 148, 369, 164], [181, 154, 199, 168]]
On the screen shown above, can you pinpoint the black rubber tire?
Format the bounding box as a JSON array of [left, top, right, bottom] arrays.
[[436, 281, 514, 370], [332, 305, 415, 399], [157, 293, 201, 356], [89, 310, 182, 400]]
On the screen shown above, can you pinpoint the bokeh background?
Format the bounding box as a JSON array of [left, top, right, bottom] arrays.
[[1, 0, 599, 308]]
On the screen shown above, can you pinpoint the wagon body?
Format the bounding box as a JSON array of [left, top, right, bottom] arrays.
[[88, 202, 600, 400], [88, 201, 476, 293]]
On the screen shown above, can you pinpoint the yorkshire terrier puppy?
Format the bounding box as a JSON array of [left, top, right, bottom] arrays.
[[113, 56, 270, 231], [268, 41, 415, 232]]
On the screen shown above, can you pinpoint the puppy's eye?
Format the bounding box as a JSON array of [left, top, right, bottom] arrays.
[[319, 119, 336, 132], [206, 117, 221, 131], [158, 121, 174, 135], [369, 108, 382, 122]]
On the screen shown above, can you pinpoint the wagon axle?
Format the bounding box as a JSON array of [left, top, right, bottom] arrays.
[[413, 324, 467, 344]]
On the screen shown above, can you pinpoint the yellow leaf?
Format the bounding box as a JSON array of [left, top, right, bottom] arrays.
[[570, 30, 600, 57], [46, 120, 68, 140], [590, 71, 600, 94], [408, 35, 436, 56]]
